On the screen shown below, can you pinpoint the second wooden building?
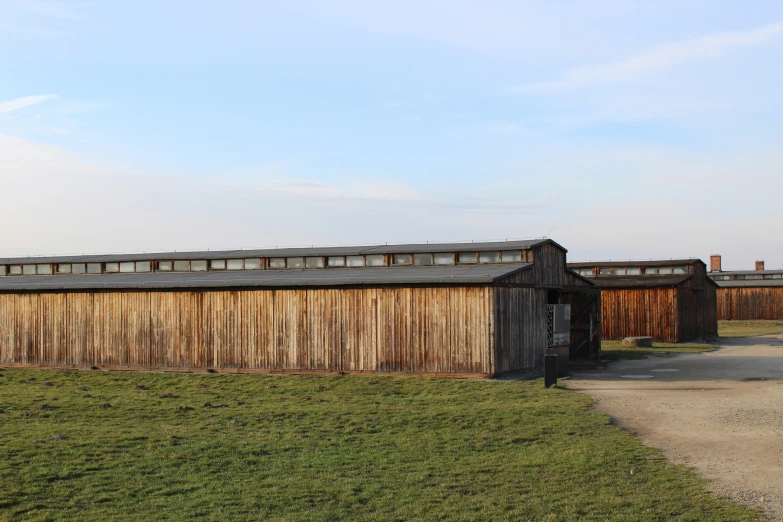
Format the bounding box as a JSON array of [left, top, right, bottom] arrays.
[[568, 259, 718, 343]]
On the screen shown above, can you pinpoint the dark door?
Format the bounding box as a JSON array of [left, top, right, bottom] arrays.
[[567, 290, 601, 366]]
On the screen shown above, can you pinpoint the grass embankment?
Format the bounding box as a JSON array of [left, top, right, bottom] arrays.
[[0, 368, 761, 521], [601, 341, 716, 363], [718, 320, 783, 338]]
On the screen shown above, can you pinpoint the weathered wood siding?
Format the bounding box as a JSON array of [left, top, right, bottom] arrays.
[[717, 288, 783, 320], [600, 288, 680, 342], [0, 287, 494, 375], [493, 288, 548, 373], [678, 288, 718, 341], [506, 243, 572, 287]]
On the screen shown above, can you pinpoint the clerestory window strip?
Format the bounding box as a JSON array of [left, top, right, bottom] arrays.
[[0, 249, 528, 276]]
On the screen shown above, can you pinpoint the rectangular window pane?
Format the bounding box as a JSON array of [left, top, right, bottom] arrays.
[[658, 267, 673, 275], [269, 258, 285, 269], [392, 254, 412, 266], [479, 251, 499, 263], [37, 264, 52, 275], [23, 265, 36, 275], [366, 255, 385, 267], [158, 261, 173, 271], [643, 267, 657, 275], [773, 274, 783, 279], [580, 269, 593, 276], [287, 257, 304, 269], [346, 256, 365, 267], [87, 263, 102, 274], [0, 265, 6, 276], [328, 256, 345, 267], [434, 253, 453, 265], [173, 261, 189, 272], [244, 258, 262, 270], [501, 250, 522, 263], [599, 268, 612, 275], [188, 260, 206, 272], [672, 266, 687, 274], [72, 264, 86, 274], [457, 252, 477, 264], [413, 253, 432, 266], [120, 262, 135, 273], [613, 267, 625, 275], [626, 267, 641, 275], [10, 265, 22, 275], [57, 264, 72, 274], [227, 259, 244, 270], [210, 260, 226, 270], [306, 257, 324, 268], [133, 261, 150, 273]]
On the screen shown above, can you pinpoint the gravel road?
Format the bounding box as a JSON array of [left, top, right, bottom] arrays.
[[569, 336, 783, 520]]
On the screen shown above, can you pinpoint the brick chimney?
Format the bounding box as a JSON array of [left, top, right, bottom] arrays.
[[710, 255, 722, 272], [756, 260, 765, 271]]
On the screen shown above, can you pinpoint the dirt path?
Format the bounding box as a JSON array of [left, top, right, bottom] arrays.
[[569, 336, 783, 520]]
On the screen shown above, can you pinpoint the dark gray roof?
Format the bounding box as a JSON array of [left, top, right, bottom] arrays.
[[0, 263, 533, 292], [568, 259, 702, 269], [711, 279, 783, 288], [580, 274, 693, 289], [709, 270, 783, 277], [0, 239, 557, 265]]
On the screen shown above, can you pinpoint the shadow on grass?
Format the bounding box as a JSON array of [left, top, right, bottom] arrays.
[[601, 340, 717, 364]]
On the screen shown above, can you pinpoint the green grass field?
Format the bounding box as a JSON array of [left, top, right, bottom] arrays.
[[0, 368, 761, 521], [718, 320, 783, 338]]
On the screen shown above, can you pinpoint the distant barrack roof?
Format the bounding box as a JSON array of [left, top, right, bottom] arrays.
[[0, 263, 533, 292], [568, 259, 702, 268], [582, 274, 693, 289], [708, 270, 783, 276], [0, 239, 558, 265], [712, 280, 783, 288]]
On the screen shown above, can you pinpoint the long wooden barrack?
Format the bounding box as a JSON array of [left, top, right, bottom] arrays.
[[0, 240, 601, 376]]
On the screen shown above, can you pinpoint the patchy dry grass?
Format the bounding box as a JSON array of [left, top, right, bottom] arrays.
[[0, 368, 761, 521], [719, 320, 783, 338]]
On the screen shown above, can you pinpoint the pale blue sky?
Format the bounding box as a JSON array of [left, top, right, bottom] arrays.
[[2, 1, 783, 269]]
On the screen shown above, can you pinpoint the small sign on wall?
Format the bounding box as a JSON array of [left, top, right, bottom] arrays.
[[546, 304, 571, 347]]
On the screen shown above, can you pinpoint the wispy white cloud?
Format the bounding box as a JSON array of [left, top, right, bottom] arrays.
[[0, 94, 59, 113], [512, 22, 783, 92], [0, 134, 546, 255]]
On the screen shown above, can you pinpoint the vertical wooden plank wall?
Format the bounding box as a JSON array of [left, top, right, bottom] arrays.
[[704, 288, 719, 338], [0, 287, 495, 375], [600, 289, 680, 342], [716, 288, 783, 320], [532, 243, 568, 285], [493, 288, 547, 373], [678, 289, 718, 340]]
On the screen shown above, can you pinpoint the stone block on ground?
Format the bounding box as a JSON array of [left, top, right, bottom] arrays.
[[622, 336, 653, 348]]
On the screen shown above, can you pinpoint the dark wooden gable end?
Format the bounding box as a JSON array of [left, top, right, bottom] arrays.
[[492, 242, 600, 374]]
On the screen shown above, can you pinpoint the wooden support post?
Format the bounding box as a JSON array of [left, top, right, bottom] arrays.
[[544, 354, 557, 388]]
